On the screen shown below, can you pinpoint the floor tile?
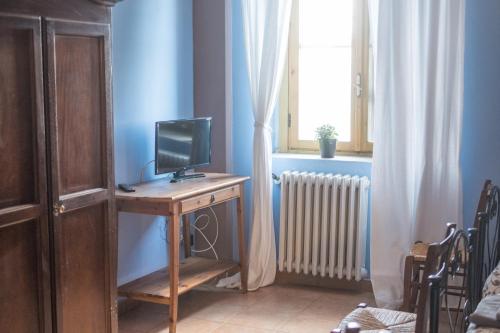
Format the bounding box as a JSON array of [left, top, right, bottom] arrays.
[[278, 317, 339, 333], [119, 284, 375, 333], [302, 301, 355, 320], [213, 323, 276, 333], [147, 317, 222, 333], [225, 305, 293, 331], [119, 307, 167, 332], [188, 302, 243, 323]]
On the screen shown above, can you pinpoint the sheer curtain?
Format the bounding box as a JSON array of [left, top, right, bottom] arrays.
[[241, 0, 292, 290], [369, 0, 465, 308]]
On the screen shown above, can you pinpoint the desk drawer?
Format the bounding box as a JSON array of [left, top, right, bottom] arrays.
[[180, 185, 240, 214]]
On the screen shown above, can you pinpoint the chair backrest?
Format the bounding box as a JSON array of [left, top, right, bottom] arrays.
[[428, 228, 477, 333], [472, 181, 500, 310], [473, 180, 492, 229], [414, 223, 457, 333], [474, 183, 500, 301]]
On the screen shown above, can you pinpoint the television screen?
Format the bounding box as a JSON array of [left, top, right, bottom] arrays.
[[155, 118, 212, 175]]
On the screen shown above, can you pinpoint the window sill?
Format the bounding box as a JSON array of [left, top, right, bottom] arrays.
[[272, 152, 372, 164]]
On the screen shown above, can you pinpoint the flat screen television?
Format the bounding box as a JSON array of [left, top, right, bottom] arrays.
[[155, 117, 212, 182]]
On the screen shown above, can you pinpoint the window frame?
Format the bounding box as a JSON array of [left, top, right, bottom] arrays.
[[279, 0, 372, 155]]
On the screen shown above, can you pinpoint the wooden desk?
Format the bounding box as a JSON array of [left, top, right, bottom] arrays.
[[116, 173, 249, 333]]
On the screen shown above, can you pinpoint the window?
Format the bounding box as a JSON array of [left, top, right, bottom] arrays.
[[280, 0, 372, 154]]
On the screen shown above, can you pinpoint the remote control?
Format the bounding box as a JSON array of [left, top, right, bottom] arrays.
[[118, 183, 135, 192]]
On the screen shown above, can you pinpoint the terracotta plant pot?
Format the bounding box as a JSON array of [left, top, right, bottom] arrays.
[[319, 138, 337, 158]]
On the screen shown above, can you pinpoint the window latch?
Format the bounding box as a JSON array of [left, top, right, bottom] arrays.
[[353, 73, 363, 97]]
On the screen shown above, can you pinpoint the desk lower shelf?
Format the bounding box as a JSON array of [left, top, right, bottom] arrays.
[[118, 257, 238, 304]]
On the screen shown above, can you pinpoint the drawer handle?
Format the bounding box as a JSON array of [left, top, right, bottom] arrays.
[[210, 194, 215, 203]]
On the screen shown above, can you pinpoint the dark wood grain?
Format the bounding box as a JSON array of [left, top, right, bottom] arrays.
[[0, 14, 52, 332], [0, 2, 116, 332], [45, 18, 116, 333], [89, 0, 123, 7], [55, 34, 104, 194], [0, 204, 41, 228], [0, 21, 35, 208], [53, 204, 108, 333], [0, 0, 110, 24], [0, 221, 41, 332]]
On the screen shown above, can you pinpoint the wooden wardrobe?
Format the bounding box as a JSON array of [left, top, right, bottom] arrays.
[[0, 1, 119, 332]]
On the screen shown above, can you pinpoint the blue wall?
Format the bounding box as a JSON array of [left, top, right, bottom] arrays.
[[462, 0, 500, 228], [232, 0, 255, 242], [110, 0, 500, 284], [112, 0, 193, 285]]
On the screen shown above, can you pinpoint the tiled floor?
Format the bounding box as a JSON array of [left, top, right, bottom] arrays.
[[119, 284, 375, 333]]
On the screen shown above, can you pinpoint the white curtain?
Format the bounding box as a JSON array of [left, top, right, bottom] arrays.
[[370, 0, 465, 308], [242, 0, 292, 290]]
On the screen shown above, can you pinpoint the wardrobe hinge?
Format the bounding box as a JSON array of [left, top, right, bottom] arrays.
[[288, 113, 291, 128]]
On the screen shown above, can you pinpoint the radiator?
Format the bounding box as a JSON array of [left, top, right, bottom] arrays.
[[278, 171, 370, 281]]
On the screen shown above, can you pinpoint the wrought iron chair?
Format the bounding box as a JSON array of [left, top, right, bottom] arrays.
[[472, 181, 500, 309], [402, 180, 492, 313], [336, 223, 459, 333], [464, 181, 500, 332], [403, 224, 456, 313], [428, 228, 477, 332]]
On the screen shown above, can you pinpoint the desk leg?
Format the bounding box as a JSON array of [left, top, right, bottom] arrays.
[[237, 184, 248, 292], [182, 214, 191, 258], [169, 210, 180, 333]]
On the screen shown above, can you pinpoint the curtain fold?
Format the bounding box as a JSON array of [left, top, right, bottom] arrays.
[[369, 0, 465, 308], [241, 0, 292, 290]]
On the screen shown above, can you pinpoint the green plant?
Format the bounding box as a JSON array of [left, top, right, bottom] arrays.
[[315, 124, 339, 141]]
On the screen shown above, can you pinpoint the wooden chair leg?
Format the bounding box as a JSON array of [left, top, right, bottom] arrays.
[[402, 255, 414, 311], [408, 261, 422, 313]]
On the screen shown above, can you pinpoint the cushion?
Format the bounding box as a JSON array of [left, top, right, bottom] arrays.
[[467, 323, 500, 333], [339, 307, 416, 332], [469, 295, 500, 328], [483, 262, 500, 298]]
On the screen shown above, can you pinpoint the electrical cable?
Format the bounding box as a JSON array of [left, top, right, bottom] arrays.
[[139, 159, 156, 183], [191, 207, 219, 260], [139, 159, 219, 257], [160, 207, 219, 260]]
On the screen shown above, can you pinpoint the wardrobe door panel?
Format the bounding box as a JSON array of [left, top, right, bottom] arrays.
[[55, 34, 104, 195], [0, 220, 43, 332], [46, 19, 116, 333], [0, 14, 51, 332], [0, 24, 34, 208], [55, 203, 108, 333]]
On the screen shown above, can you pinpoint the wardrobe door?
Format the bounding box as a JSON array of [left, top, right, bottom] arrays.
[[0, 14, 51, 333], [45, 19, 117, 333]]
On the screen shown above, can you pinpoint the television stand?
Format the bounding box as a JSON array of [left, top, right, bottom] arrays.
[[115, 173, 250, 333], [170, 169, 206, 183]]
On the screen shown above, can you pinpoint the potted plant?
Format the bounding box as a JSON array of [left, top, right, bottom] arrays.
[[315, 124, 338, 158]]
